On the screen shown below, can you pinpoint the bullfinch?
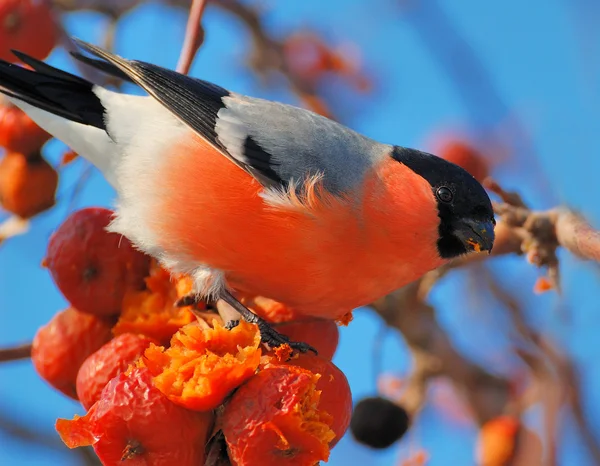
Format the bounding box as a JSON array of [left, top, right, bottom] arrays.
[[0, 40, 495, 351]]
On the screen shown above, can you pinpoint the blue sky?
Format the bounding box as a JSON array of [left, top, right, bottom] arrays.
[[1, 0, 599, 464]]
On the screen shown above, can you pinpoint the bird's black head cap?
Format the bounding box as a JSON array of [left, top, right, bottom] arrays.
[[392, 146, 495, 259]]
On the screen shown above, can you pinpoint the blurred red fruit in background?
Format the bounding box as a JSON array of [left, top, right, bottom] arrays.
[[0, 0, 58, 61], [475, 415, 520, 466], [0, 151, 57, 218], [0, 103, 51, 154], [438, 140, 489, 183]]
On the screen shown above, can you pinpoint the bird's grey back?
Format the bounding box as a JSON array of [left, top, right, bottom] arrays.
[[218, 94, 391, 194]]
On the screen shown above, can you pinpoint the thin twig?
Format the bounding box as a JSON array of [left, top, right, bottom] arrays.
[[0, 343, 32, 363], [483, 273, 559, 466], [540, 340, 600, 464], [0, 406, 62, 450], [371, 287, 510, 424], [553, 208, 600, 262], [176, 0, 209, 74]]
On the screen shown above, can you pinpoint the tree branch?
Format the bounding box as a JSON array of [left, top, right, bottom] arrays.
[[0, 343, 32, 363], [553, 208, 600, 262], [176, 0, 209, 74], [371, 283, 510, 425]]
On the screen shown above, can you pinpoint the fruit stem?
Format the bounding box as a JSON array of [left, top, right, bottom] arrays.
[[121, 439, 145, 460], [176, 0, 209, 74], [0, 343, 32, 363]]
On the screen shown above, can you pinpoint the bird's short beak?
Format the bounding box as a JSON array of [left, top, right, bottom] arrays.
[[454, 218, 495, 254]]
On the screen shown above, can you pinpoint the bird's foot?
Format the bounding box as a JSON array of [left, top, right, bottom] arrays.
[[224, 319, 240, 330], [220, 289, 317, 355]]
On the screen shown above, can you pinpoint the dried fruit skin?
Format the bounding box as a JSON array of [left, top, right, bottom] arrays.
[[222, 365, 335, 466], [32, 308, 113, 399], [143, 321, 261, 411], [76, 333, 155, 410], [0, 0, 58, 61], [57, 367, 213, 466], [46, 207, 151, 317], [0, 151, 57, 218], [282, 354, 352, 446], [273, 318, 339, 360], [113, 264, 195, 344], [0, 104, 51, 153]]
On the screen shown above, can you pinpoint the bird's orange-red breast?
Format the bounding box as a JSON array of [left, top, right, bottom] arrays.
[[153, 133, 444, 318]]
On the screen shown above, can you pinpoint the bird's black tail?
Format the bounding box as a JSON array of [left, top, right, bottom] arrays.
[[0, 50, 106, 129]]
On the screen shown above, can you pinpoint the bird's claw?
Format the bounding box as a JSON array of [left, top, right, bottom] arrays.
[[219, 289, 317, 355], [256, 319, 317, 354], [224, 319, 240, 330]]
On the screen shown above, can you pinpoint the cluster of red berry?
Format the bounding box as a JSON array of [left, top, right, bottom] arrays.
[[32, 207, 352, 465]]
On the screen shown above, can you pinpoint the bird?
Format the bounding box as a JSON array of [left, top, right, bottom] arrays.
[[0, 39, 495, 351]]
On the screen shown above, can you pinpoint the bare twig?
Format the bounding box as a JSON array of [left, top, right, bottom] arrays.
[[53, 0, 140, 17], [553, 208, 600, 262], [369, 177, 600, 430], [0, 343, 32, 363], [540, 340, 600, 464], [371, 285, 510, 424], [0, 215, 30, 244], [176, 0, 209, 74], [212, 0, 334, 117], [482, 179, 600, 294], [483, 274, 559, 466], [0, 406, 59, 449]]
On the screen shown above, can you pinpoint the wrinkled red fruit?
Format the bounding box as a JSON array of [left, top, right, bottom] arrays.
[[57, 367, 213, 466], [273, 318, 339, 361], [32, 307, 113, 399], [222, 365, 335, 466], [76, 333, 155, 410], [46, 207, 151, 317], [280, 354, 352, 446]]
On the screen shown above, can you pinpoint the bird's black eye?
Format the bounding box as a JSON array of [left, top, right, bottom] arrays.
[[436, 186, 453, 203]]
